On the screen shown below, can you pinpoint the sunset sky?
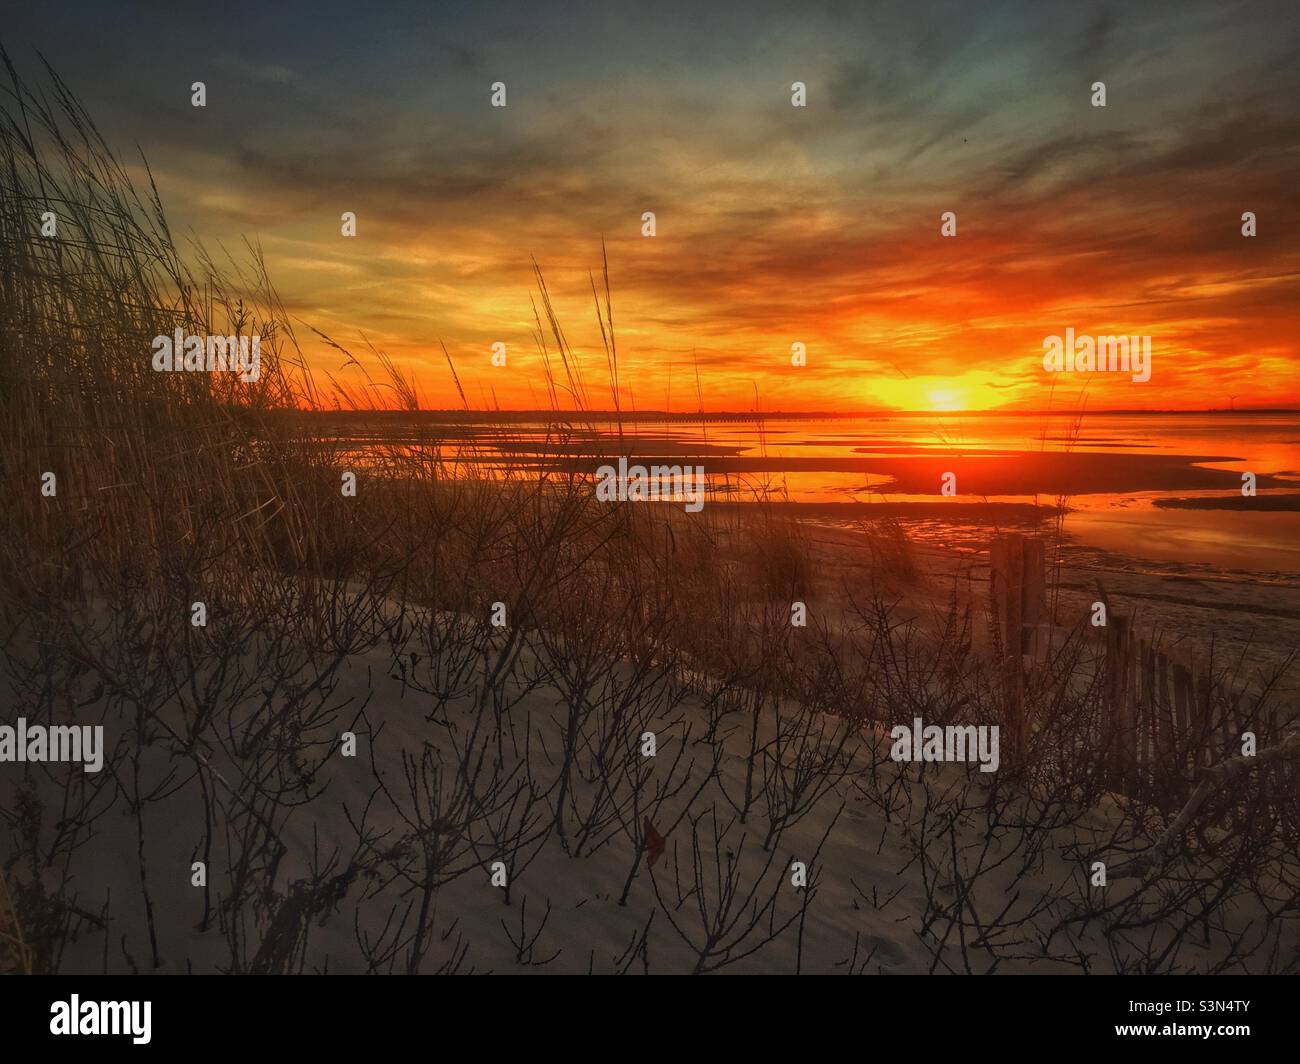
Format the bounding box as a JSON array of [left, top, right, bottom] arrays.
[[9, 1, 1300, 411]]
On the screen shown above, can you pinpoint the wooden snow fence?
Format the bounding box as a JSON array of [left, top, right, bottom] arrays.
[[1099, 621, 1299, 821], [988, 532, 1298, 818]]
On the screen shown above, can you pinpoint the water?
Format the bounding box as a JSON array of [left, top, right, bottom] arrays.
[[650, 411, 1300, 574], [335, 410, 1300, 575]]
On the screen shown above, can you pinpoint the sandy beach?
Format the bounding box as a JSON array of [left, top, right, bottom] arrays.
[[7, 584, 1296, 975]]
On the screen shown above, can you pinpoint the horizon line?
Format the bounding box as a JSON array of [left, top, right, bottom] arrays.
[[291, 406, 1300, 418]]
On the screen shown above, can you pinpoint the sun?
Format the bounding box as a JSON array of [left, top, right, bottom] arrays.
[[927, 389, 964, 412]]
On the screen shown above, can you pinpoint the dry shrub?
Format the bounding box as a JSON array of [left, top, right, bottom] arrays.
[[860, 516, 918, 584]]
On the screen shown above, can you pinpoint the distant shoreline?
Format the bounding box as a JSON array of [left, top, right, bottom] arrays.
[[284, 408, 1300, 423]]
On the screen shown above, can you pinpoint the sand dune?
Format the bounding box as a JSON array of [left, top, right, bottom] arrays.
[[6, 593, 1292, 976]]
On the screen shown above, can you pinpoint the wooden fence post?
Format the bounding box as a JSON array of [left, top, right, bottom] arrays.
[[1103, 613, 1134, 793], [989, 533, 1047, 763]]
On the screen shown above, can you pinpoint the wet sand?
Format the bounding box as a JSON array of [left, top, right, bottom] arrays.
[[797, 521, 1300, 704]]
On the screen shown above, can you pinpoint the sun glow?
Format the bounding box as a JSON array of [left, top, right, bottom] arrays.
[[927, 389, 964, 412]]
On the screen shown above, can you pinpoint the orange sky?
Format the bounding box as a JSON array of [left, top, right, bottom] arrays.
[[17, 0, 1299, 412]]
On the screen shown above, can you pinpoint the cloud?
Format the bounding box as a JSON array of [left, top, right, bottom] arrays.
[[5, 0, 1296, 408]]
